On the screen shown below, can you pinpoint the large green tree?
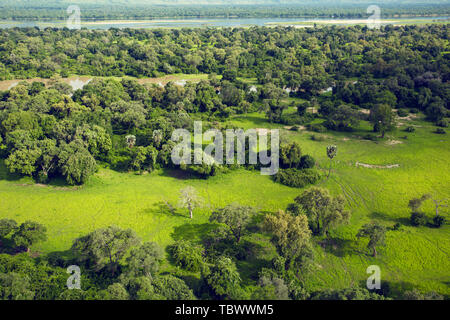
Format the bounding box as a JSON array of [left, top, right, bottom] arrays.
[[209, 204, 254, 243], [357, 222, 387, 257], [72, 226, 140, 275], [293, 187, 350, 237]]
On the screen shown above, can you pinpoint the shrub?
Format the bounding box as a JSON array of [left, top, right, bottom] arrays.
[[310, 134, 325, 142], [410, 212, 427, 226], [307, 123, 327, 133], [434, 128, 446, 134], [392, 223, 401, 231], [299, 155, 316, 169], [433, 215, 445, 228], [397, 109, 409, 117], [273, 168, 321, 188], [436, 119, 448, 128], [405, 126, 415, 133], [409, 108, 420, 114]]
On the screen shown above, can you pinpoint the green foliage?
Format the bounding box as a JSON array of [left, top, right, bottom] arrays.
[[433, 215, 446, 228], [0, 219, 17, 240], [293, 187, 350, 236], [299, 155, 316, 169], [311, 287, 387, 300], [169, 240, 204, 273], [263, 210, 311, 270], [72, 225, 140, 275], [410, 211, 428, 226], [126, 242, 163, 278], [357, 222, 387, 257], [370, 104, 396, 138], [0, 272, 34, 300], [57, 140, 97, 185], [209, 204, 254, 243], [152, 275, 196, 300], [205, 256, 243, 300], [273, 168, 321, 188], [12, 221, 47, 252]]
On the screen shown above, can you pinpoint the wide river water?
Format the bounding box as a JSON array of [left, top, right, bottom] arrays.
[[0, 16, 449, 29]]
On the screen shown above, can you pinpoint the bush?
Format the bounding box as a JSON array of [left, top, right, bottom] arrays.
[[273, 168, 321, 188], [299, 155, 316, 169], [307, 123, 327, 133], [392, 223, 402, 231], [409, 108, 420, 114], [434, 128, 446, 134], [405, 126, 415, 133], [433, 215, 445, 228], [436, 119, 448, 128], [410, 212, 427, 226], [397, 109, 409, 117], [310, 134, 325, 142]]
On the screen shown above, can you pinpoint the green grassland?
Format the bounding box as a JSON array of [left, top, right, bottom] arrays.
[[0, 108, 449, 296]]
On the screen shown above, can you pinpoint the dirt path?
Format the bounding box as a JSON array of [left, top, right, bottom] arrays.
[[355, 162, 400, 169]]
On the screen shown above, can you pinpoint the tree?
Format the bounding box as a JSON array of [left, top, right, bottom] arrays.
[[126, 242, 163, 278], [0, 219, 17, 241], [104, 283, 130, 300], [357, 222, 387, 257], [12, 221, 47, 253], [130, 146, 158, 173], [431, 197, 448, 218], [57, 140, 97, 185], [251, 270, 290, 300], [369, 104, 396, 138], [280, 142, 302, 169], [205, 256, 243, 300], [263, 210, 311, 270], [152, 275, 196, 300], [178, 186, 203, 219], [293, 187, 350, 237], [0, 273, 35, 300], [209, 204, 254, 243], [408, 194, 431, 213], [72, 226, 140, 276], [326, 145, 337, 179], [169, 240, 205, 272]]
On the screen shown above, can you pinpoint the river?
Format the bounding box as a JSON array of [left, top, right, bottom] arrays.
[[0, 16, 448, 29]]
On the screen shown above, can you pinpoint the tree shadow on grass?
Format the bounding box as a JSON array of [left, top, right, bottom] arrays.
[[159, 168, 199, 180], [171, 223, 218, 243], [317, 237, 359, 258], [141, 201, 188, 219], [357, 279, 418, 299], [369, 211, 411, 227], [44, 249, 76, 268]]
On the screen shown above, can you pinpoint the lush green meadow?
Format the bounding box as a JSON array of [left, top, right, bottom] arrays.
[[0, 108, 449, 296]]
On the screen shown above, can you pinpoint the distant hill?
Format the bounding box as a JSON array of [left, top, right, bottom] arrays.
[[2, 0, 450, 6]]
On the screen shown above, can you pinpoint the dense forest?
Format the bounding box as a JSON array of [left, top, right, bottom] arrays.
[[0, 25, 448, 184], [0, 24, 448, 301]]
